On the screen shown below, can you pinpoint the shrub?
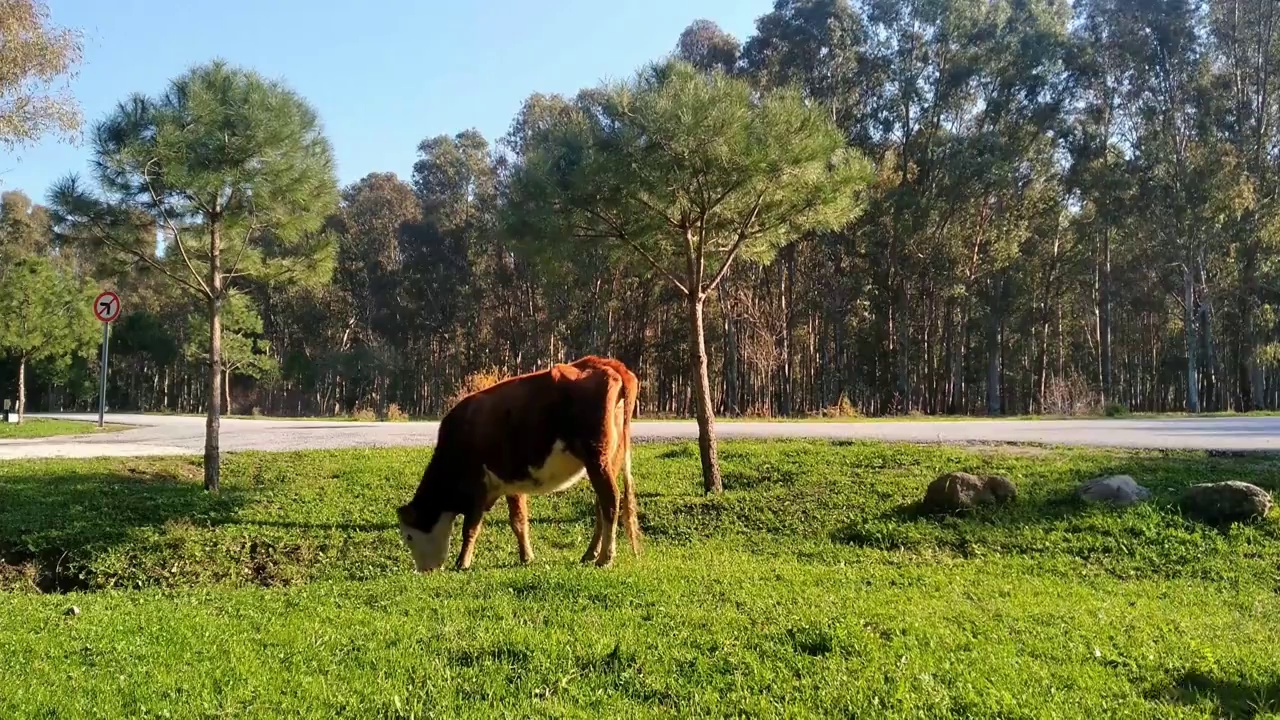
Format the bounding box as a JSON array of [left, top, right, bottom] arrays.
[[816, 392, 860, 418], [1103, 401, 1130, 418], [445, 367, 509, 413], [351, 408, 377, 422], [383, 403, 409, 422], [1039, 374, 1099, 417]]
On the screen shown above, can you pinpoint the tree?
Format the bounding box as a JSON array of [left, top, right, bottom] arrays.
[[507, 60, 871, 492], [0, 255, 95, 420], [183, 293, 278, 412], [676, 19, 742, 73], [0, 0, 82, 153], [49, 60, 338, 491]]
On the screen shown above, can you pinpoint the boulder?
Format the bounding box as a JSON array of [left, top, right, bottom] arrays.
[[1077, 475, 1150, 507], [1179, 481, 1273, 524], [921, 472, 1017, 513]]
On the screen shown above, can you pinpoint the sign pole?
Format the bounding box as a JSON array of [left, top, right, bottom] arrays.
[[97, 320, 110, 429], [92, 290, 121, 429]]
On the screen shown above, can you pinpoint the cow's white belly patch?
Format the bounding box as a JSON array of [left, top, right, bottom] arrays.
[[484, 440, 587, 496]]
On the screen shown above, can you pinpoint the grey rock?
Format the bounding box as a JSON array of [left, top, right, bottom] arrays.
[[1180, 481, 1273, 524], [64, 606, 80, 617], [1077, 475, 1151, 507], [922, 472, 1017, 513]]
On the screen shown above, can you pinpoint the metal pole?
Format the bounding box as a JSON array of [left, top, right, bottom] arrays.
[[97, 321, 110, 429]]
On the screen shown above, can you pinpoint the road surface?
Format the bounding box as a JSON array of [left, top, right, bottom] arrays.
[[1, 412, 1277, 460]]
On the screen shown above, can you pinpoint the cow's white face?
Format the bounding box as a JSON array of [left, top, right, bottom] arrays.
[[400, 512, 456, 572]]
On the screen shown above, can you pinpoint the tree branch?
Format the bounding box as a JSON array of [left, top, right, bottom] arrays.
[[580, 205, 689, 295], [143, 161, 211, 298], [705, 194, 765, 295], [623, 233, 688, 295], [224, 221, 260, 284]]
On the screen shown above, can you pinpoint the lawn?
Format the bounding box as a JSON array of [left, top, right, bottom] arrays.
[[1, 441, 1278, 718], [0, 417, 126, 439]]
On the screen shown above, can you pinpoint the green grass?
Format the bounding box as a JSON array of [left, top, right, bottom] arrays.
[[2, 441, 1279, 718], [0, 417, 126, 439]]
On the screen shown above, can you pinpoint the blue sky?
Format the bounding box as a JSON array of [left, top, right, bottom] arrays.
[[4, 0, 772, 200]]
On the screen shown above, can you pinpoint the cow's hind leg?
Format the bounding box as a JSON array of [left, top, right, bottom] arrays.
[[583, 457, 620, 568], [507, 495, 534, 565], [581, 501, 604, 564]]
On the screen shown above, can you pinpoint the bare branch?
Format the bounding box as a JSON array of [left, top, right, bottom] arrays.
[[143, 160, 211, 298], [624, 233, 689, 295], [224, 221, 261, 284], [705, 193, 764, 294]]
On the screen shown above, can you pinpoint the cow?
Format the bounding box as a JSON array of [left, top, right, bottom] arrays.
[[396, 355, 640, 572]]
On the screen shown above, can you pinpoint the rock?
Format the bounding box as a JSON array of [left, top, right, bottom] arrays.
[[1077, 475, 1150, 507], [64, 606, 80, 617], [1179, 481, 1273, 524], [921, 472, 1017, 513]]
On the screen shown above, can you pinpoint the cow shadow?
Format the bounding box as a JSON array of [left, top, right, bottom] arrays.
[[0, 459, 244, 592]]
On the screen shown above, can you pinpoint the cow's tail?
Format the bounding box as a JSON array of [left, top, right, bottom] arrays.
[[620, 377, 641, 557], [621, 435, 641, 556]]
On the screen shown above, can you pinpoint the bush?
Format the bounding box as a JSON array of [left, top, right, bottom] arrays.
[[816, 392, 860, 418], [351, 408, 377, 422], [1103, 401, 1130, 418], [1039, 374, 1099, 417], [445, 367, 510, 413], [383, 403, 409, 422]]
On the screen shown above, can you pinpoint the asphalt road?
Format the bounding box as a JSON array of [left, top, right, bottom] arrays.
[[1, 412, 1277, 460]]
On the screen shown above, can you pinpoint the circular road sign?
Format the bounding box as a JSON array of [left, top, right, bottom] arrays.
[[94, 291, 122, 323]]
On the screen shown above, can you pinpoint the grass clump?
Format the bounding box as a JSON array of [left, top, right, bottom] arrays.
[[0, 418, 126, 439], [0, 440, 1278, 717]]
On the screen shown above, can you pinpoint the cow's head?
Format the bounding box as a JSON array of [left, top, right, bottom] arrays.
[[396, 503, 456, 572]]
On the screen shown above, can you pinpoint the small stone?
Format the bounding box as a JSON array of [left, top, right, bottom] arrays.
[[922, 472, 1017, 513], [1078, 475, 1151, 507], [1179, 481, 1273, 525], [64, 606, 80, 617]]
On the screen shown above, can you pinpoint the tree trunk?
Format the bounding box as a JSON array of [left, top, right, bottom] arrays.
[[224, 369, 232, 416], [983, 274, 1003, 415], [1099, 229, 1113, 404], [205, 221, 223, 492], [1182, 264, 1200, 413], [894, 281, 910, 413], [687, 295, 721, 494], [17, 356, 26, 423], [779, 244, 796, 416]]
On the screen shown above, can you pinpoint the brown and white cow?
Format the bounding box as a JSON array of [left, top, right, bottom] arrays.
[[396, 355, 640, 571]]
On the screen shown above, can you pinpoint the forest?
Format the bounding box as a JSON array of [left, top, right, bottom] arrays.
[[4, 0, 1280, 427]]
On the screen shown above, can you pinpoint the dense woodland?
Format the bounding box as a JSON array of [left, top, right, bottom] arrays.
[[6, 0, 1280, 424]]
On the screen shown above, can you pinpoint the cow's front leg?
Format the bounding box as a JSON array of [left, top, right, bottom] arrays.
[[455, 511, 485, 571], [507, 494, 534, 565], [581, 500, 604, 564]]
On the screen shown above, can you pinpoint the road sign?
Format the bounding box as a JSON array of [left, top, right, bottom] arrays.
[[93, 291, 121, 323], [93, 291, 121, 427]]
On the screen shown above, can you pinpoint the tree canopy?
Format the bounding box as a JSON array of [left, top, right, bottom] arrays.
[[8, 0, 1280, 496]]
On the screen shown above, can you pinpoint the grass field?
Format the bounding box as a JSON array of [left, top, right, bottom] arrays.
[[0, 417, 126, 439], [2, 441, 1278, 718]]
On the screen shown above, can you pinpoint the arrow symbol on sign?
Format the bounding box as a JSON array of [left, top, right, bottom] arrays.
[[100, 300, 113, 314]]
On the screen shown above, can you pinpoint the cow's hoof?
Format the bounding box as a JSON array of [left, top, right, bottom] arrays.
[[594, 555, 615, 569], [519, 554, 534, 566], [580, 552, 598, 565]]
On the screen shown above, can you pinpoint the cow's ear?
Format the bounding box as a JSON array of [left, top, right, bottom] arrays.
[[396, 503, 416, 527]]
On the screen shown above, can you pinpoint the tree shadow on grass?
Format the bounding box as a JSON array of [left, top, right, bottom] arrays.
[[0, 460, 244, 592], [1162, 671, 1280, 719], [829, 453, 1280, 577]]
